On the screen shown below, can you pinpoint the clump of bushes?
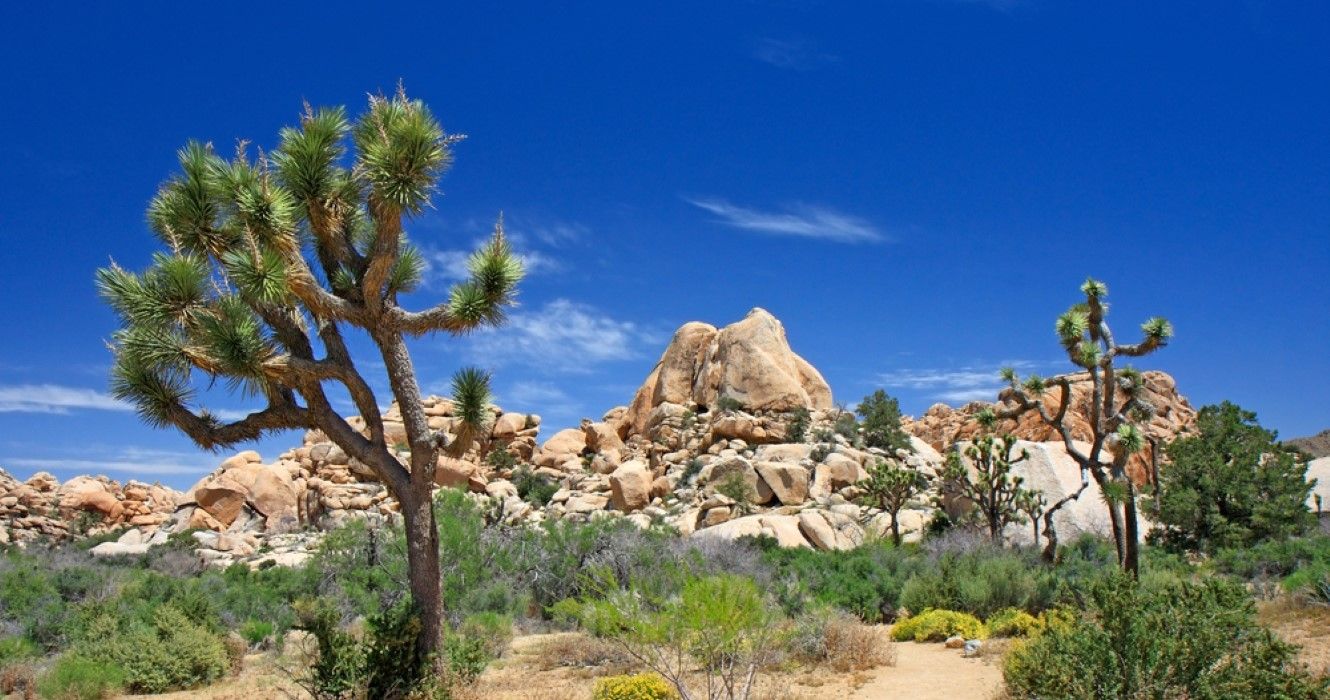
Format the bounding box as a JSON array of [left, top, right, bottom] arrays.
[[897, 546, 1058, 619], [1003, 575, 1329, 699], [70, 605, 231, 694], [37, 656, 125, 700], [593, 673, 679, 700], [788, 607, 895, 671], [890, 609, 986, 643], [984, 608, 1040, 638], [513, 466, 558, 506]]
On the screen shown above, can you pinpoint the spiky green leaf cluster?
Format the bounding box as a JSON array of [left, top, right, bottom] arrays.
[[1056, 309, 1089, 347], [1115, 424, 1146, 455], [354, 94, 452, 212], [1022, 374, 1047, 394], [1080, 277, 1108, 299], [445, 219, 524, 329], [273, 106, 350, 206], [1141, 317, 1174, 343]]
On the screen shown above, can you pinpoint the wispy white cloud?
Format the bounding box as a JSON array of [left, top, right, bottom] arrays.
[[752, 37, 839, 71], [499, 381, 585, 425], [466, 299, 655, 374], [878, 361, 1045, 405], [687, 197, 885, 244], [3, 446, 220, 478], [0, 384, 128, 414]]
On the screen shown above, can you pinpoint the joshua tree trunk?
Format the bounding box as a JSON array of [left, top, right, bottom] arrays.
[[1123, 482, 1141, 576], [400, 488, 443, 653]]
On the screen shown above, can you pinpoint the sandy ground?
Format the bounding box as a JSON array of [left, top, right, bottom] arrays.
[[124, 629, 1004, 700], [468, 631, 1002, 700]]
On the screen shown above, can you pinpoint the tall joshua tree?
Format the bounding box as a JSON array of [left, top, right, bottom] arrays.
[[997, 279, 1172, 575], [96, 89, 523, 657]]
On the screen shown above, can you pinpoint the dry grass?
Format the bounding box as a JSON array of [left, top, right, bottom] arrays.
[[1258, 595, 1330, 676], [823, 619, 896, 672], [532, 633, 636, 674], [0, 661, 37, 700]]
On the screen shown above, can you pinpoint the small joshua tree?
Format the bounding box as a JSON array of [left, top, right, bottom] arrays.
[[97, 89, 523, 658], [997, 278, 1171, 575], [857, 459, 928, 545], [1015, 488, 1045, 547], [939, 410, 1043, 544]]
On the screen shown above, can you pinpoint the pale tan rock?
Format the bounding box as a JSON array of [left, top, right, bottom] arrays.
[[693, 513, 811, 548], [609, 461, 652, 513], [492, 412, 527, 439], [692, 308, 834, 412], [754, 462, 810, 505], [434, 457, 476, 489], [797, 510, 864, 551], [535, 429, 587, 468]]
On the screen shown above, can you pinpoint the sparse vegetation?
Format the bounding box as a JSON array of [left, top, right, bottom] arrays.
[[857, 390, 911, 453]]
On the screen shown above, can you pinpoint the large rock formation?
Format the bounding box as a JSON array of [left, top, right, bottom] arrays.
[[619, 308, 833, 438], [904, 370, 1196, 483]]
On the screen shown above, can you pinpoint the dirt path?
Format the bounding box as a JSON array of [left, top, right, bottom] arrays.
[[847, 640, 1003, 699]]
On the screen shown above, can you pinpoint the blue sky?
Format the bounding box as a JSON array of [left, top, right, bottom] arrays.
[[1, 1, 1326, 489]]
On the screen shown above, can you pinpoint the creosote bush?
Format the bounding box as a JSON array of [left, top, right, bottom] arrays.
[[37, 656, 126, 700], [1003, 575, 1329, 699], [592, 673, 680, 700], [890, 609, 986, 643]]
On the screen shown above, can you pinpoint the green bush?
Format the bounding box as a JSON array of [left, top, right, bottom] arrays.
[[593, 673, 680, 700], [715, 395, 744, 413], [239, 619, 274, 647], [784, 408, 810, 443], [897, 548, 1057, 619], [1213, 535, 1330, 581], [984, 608, 1039, 638], [890, 609, 986, 642], [1003, 575, 1329, 699], [513, 466, 558, 506], [294, 599, 367, 699], [37, 656, 125, 700], [761, 539, 921, 622], [71, 605, 229, 693], [0, 636, 36, 665]]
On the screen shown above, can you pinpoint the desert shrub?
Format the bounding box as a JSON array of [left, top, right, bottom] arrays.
[[239, 619, 274, 648], [784, 408, 810, 443], [761, 539, 920, 622], [890, 609, 986, 642], [680, 458, 704, 485], [513, 466, 558, 506], [294, 600, 366, 699], [1003, 574, 1329, 699], [557, 573, 783, 700], [0, 659, 36, 699], [788, 607, 894, 671], [715, 395, 744, 413], [487, 444, 517, 471], [221, 632, 247, 675], [1213, 535, 1330, 581], [833, 412, 859, 441], [535, 633, 635, 672], [458, 611, 513, 660], [0, 557, 70, 648], [1280, 561, 1330, 604], [985, 608, 1039, 638], [898, 548, 1056, 619], [363, 601, 430, 700], [71, 605, 229, 693], [714, 472, 756, 513], [0, 636, 36, 665], [592, 673, 680, 700], [36, 657, 125, 700]]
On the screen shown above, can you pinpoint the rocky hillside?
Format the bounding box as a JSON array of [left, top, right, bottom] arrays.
[[1, 308, 1208, 565], [1289, 429, 1330, 459]]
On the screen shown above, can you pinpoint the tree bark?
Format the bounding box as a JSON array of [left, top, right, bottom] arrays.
[[1123, 483, 1141, 578], [400, 489, 444, 659]]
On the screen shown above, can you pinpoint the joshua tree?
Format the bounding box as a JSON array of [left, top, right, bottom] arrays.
[[857, 459, 928, 545], [1015, 488, 1045, 547], [96, 89, 522, 658], [938, 410, 1042, 544], [997, 279, 1171, 575]]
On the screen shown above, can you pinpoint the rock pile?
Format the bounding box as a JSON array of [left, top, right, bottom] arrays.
[[0, 469, 177, 546], [1, 307, 1215, 564], [904, 370, 1197, 483]]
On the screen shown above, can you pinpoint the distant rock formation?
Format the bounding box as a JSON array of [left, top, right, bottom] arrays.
[[619, 308, 833, 438], [0, 309, 1239, 564], [1289, 429, 1330, 459], [903, 370, 1197, 483]]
